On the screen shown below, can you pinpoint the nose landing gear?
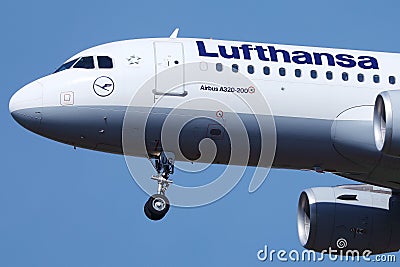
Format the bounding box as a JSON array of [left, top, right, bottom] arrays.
[[144, 193, 170, 221], [144, 152, 174, 221]]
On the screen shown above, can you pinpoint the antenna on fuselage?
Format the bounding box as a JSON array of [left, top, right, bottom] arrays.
[[169, 28, 179, 39]]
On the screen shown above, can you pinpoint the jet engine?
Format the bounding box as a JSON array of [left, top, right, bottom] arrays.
[[374, 91, 400, 157], [297, 184, 400, 254]]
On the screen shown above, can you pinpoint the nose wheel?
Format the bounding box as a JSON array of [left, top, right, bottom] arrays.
[[144, 152, 174, 221], [144, 194, 170, 221]]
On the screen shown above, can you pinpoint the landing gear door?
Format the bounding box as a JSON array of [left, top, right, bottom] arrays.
[[153, 42, 186, 96]]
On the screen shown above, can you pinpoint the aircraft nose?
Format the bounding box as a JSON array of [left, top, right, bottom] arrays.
[[9, 81, 44, 134]]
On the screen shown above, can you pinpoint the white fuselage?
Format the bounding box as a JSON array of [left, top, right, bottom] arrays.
[[9, 37, 400, 189]]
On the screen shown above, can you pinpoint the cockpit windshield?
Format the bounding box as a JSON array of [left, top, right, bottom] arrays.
[[73, 56, 95, 69], [53, 56, 114, 73], [54, 58, 79, 73]]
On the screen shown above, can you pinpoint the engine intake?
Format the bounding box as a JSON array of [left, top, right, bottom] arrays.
[[374, 91, 400, 156], [297, 184, 400, 254]]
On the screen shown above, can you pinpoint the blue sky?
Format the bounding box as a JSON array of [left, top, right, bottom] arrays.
[[1, 0, 399, 266]]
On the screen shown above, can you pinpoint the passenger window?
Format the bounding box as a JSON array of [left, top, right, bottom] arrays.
[[232, 64, 239, 73], [248, 65, 254, 74], [342, 72, 349, 81], [326, 71, 333, 80], [357, 73, 364, 82], [373, 75, 380, 83], [98, 56, 113, 68], [263, 66, 270, 75], [216, 63, 223, 72], [279, 67, 286, 76], [295, 69, 301, 78], [389, 76, 396, 85], [73, 56, 95, 69], [310, 70, 317, 79]]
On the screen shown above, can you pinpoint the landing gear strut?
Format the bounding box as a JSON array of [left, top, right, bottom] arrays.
[[144, 152, 174, 221]]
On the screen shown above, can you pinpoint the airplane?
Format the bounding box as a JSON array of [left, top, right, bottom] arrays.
[[9, 29, 400, 255]]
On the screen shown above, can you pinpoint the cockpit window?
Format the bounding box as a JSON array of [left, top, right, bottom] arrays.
[[73, 56, 95, 69], [98, 56, 113, 68], [54, 58, 79, 73], [54, 55, 112, 73]]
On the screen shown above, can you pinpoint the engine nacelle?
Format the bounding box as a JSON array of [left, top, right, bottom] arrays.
[[374, 90, 400, 156], [297, 184, 400, 254]]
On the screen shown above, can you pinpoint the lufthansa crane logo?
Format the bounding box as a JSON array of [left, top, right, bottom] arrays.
[[93, 76, 114, 97]]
